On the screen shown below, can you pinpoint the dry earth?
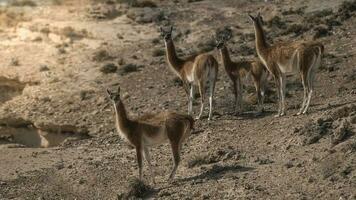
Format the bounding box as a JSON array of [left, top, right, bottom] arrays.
[[0, 0, 355, 199]]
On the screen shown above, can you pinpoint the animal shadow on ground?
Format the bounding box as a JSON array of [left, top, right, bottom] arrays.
[[218, 110, 274, 121], [236, 110, 274, 120], [179, 164, 254, 183], [315, 100, 356, 113]]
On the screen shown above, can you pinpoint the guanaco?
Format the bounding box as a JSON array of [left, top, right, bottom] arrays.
[[160, 26, 219, 120], [106, 87, 194, 183], [215, 30, 267, 114], [249, 13, 324, 117]]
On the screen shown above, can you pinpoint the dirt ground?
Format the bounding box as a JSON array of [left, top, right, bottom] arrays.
[[0, 0, 355, 199]]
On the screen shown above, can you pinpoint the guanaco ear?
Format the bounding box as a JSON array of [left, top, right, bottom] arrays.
[[248, 14, 255, 21], [169, 26, 173, 33], [117, 86, 121, 94], [160, 27, 163, 33], [106, 88, 112, 98]]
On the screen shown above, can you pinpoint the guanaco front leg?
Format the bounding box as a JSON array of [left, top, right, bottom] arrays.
[[235, 77, 243, 115], [197, 79, 206, 120], [279, 74, 287, 116], [143, 147, 155, 184], [208, 77, 216, 120], [136, 145, 143, 181], [168, 141, 181, 181], [188, 84, 194, 115], [297, 70, 308, 115]]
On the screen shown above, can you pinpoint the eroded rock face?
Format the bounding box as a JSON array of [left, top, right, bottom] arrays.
[[0, 77, 29, 104], [0, 117, 89, 148]]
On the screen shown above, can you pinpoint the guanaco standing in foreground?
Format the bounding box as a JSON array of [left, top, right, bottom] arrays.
[[107, 87, 194, 183], [160, 26, 218, 120], [249, 13, 324, 117], [215, 30, 268, 114]]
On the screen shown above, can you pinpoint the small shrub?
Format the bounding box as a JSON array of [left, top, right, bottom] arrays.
[[281, 7, 305, 15], [172, 77, 183, 87], [151, 38, 160, 44], [10, 0, 37, 7], [87, 4, 121, 20], [267, 16, 287, 29], [237, 44, 254, 56], [100, 63, 118, 74], [118, 64, 143, 75], [313, 26, 330, 39], [152, 48, 165, 57], [197, 37, 216, 53], [61, 26, 88, 40], [187, 154, 219, 168], [132, 0, 157, 8], [40, 27, 51, 34], [92, 49, 114, 62], [10, 58, 20, 66], [336, 0, 356, 21], [188, 0, 204, 2], [282, 23, 308, 36], [39, 65, 50, 72], [0, 9, 27, 28], [312, 8, 333, 18], [79, 90, 95, 101]]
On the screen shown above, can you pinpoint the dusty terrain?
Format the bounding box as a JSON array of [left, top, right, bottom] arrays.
[[0, 0, 355, 199]]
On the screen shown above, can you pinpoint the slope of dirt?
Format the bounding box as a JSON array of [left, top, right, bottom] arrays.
[[0, 0, 355, 199]]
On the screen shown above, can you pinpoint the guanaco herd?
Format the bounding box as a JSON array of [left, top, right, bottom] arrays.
[[107, 12, 324, 183]]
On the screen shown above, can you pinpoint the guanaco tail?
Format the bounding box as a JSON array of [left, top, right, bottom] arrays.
[[160, 26, 219, 120], [215, 30, 268, 114], [249, 13, 324, 117], [107, 87, 194, 183]]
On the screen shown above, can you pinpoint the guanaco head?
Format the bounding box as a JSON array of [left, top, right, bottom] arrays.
[[106, 87, 121, 104], [215, 30, 232, 50], [160, 26, 173, 42], [248, 12, 264, 26]]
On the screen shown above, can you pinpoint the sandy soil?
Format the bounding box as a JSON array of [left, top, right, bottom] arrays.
[[0, 0, 355, 199]]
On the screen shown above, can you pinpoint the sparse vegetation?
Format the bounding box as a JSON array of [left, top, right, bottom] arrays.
[[187, 153, 219, 168], [281, 23, 308, 36], [132, 0, 157, 8], [118, 63, 143, 75], [0, 9, 27, 28], [92, 49, 114, 62], [10, 0, 37, 7], [60, 26, 89, 40], [187, 149, 239, 168], [1, 0, 356, 199], [152, 48, 165, 57], [336, 0, 356, 21], [313, 25, 330, 39], [196, 37, 216, 53], [100, 63, 118, 74], [87, 4, 121, 20], [281, 7, 305, 15], [10, 58, 20, 66], [116, 0, 157, 7], [267, 15, 287, 29]]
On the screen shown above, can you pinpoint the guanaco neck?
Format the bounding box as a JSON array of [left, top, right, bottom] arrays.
[[164, 39, 183, 77], [113, 100, 130, 133], [253, 21, 269, 58], [219, 45, 233, 70]]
